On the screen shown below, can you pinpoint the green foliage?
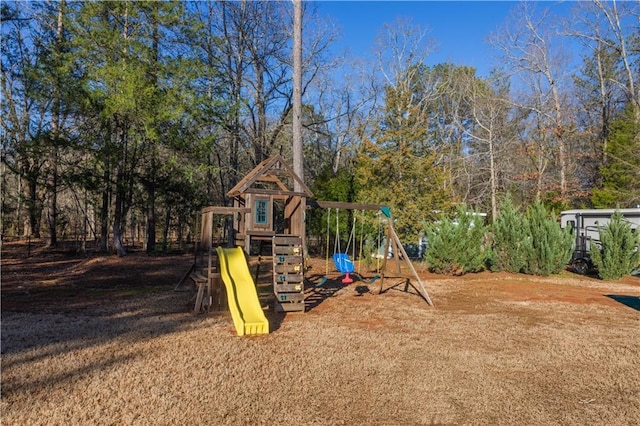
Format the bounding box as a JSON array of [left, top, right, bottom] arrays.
[[589, 211, 640, 280], [312, 167, 356, 202], [424, 205, 488, 275], [307, 168, 356, 238], [541, 191, 571, 215], [592, 106, 640, 208], [521, 201, 573, 276], [490, 195, 530, 273]]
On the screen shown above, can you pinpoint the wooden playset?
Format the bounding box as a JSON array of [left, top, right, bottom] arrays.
[[183, 154, 432, 332]]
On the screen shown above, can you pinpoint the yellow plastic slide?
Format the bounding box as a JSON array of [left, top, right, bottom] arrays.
[[216, 247, 269, 336]]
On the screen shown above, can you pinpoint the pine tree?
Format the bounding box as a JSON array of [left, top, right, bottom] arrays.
[[592, 106, 640, 208], [69, 1, 193, 254], [522, 201, 573, 276], [490, 195, 530, 273], [355, 66, 453, 241], [590, 210, 640, 280]]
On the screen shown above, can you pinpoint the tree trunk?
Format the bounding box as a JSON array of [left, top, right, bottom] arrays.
[[292, 0, 303, 192], [220, 0, 242, 188], [113, 182, 127, 256], [255, 58, 267, 163], [146, 177, 156, 253], [112, 122, 128, 256], [46, 0, 65, 248], [549, 80, 567, 200], [46, 149, 58, 246], [177, 215, 184, 250], [100, 168, 110, 252], [26, 174, 41, 238], [145, 3, 160, 253], [489, 132, 497, 220], [162, 205, 171, 253], [82, 189, 88, 252]]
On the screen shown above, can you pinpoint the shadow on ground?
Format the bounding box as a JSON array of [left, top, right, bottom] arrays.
[[303, 273, 345, 311]]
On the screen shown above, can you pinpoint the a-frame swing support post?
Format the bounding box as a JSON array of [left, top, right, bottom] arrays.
[[378, 218, 434, 307]]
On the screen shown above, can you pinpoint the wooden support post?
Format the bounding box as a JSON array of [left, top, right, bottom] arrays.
[[193, 275, 207, 313], [377, 219, 433, 307]]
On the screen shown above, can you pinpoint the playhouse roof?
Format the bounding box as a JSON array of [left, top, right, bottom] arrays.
[[227, 154, 314, 198]]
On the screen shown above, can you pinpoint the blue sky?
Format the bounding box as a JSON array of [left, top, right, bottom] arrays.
[[315, 1, 574, 77]]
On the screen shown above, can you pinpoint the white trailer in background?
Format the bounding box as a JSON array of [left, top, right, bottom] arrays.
[[560, 208, 640, 274]]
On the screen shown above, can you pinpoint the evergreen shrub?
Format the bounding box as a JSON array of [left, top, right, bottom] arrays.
[[522, 201, 572, 276], [490, 196, 530, 273], [590, 210, 640, 280], [424, 205, 488, 275]]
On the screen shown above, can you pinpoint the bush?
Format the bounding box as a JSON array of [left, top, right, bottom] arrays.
[[590, 210, 640, 280], [490, 196, 530, 273], [424, 205, 488, 275], [522, 201, 573, 276]]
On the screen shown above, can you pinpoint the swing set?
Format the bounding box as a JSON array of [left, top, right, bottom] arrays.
[[311, 201, 433, 307], [321, 207, 386, 285]]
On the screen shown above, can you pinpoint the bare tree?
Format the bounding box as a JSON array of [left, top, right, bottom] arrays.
[[589, 0, 639, 115], [491, 2, 575, 202], [569, 0, 640, 195], [463, 74, 513, 219], [374, 18, 435, 88], [1, 2, 51, 238]]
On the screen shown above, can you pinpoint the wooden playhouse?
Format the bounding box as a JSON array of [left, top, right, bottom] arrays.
[[193, 154, 313, 313]]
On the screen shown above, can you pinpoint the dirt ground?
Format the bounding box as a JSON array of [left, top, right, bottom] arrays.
[[2, 239, 639, 425]]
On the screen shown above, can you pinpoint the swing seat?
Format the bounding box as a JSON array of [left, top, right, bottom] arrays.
[[333, 253, 354, 274]]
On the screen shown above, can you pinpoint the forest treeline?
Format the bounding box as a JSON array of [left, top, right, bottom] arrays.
[[1, 1, 639, 253]]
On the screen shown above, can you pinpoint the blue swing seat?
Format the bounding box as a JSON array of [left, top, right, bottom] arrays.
[[333, 253, 354, 274]]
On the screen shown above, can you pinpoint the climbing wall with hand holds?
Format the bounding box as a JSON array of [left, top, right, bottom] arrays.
[[272, 236, 305, 312]]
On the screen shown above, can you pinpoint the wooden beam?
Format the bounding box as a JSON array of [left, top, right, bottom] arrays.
[[384, 221, 433, 306], [257, 175, 290, 192], [247, 230, 276, 236], [244, 188, 310, 197], [227, 156, 280, 197], [226, 154, 314, 198], [308, 200, 386, 211], [273, 156, 314, 197], [201, 206, 250, 215], [264, 168, 289, 176]]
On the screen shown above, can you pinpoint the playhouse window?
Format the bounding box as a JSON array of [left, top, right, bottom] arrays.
[[255, 199, 268, 225]]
